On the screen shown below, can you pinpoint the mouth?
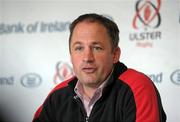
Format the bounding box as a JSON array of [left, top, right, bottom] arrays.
[[82, 67, 96, 73]]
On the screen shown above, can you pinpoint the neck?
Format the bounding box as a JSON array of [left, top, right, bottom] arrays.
[[82, 85, 98, 99]]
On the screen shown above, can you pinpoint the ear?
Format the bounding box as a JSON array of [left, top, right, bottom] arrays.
[[113, 47, 120, 63]]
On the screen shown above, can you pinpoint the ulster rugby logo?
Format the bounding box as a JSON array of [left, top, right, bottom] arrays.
[[129, 0, 162, 48], [53, 61, 74, 84], [133, 0, 161, 29]]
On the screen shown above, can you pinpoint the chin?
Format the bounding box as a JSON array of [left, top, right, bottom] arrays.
[[81, 78, 97, 85]]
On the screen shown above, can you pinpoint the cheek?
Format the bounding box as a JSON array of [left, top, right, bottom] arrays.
[[95, 55, 114, 70], [71, 55, 81, 69], [96, 53, 114, 63]]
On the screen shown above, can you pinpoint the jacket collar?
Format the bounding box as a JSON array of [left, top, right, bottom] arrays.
[[68, 62, 127, 94], [101, 62, 127, 97]]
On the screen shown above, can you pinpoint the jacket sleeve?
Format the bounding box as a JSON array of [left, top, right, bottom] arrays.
[[33, 94, 56, 122], [119, 69, 166, 122], [32, 79, 71, 122]]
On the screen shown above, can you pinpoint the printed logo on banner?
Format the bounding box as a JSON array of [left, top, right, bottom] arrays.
[[0, 76, 14, 86], [21, 73, 42, 88], [129, 0, 162, 48], [170, 69, 180, 85], [132, 0, 161, 29], [0, 21, 71, 35], [148, 72, 163, 83], [53, 61, 74, 85]]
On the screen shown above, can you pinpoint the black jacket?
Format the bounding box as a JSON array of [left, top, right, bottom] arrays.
[[33, 62, 166, 122]]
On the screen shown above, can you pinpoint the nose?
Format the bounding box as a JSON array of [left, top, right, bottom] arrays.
[[83, 48, 94, 63]]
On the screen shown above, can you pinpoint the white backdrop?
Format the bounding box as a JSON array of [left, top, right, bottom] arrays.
[[0, 0, 179, 122]]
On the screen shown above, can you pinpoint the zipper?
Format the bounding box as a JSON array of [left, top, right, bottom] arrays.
[[73, 95, 89, 122], [85, 116, 89, 122]]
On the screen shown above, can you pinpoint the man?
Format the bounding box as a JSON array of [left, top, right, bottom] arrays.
[[33, 13, 166, 122]]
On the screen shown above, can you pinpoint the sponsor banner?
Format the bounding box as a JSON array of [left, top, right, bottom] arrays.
[[0, 0, 179, 122]]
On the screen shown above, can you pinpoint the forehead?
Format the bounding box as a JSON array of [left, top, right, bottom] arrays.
[[72, 21, 109, 38], [71, 22, 110, 45]]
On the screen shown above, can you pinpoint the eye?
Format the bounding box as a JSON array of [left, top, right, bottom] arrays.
[[74, 46, 83, 51], [93, 46, 103, 51]]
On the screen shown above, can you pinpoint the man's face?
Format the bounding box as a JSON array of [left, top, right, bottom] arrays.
[[70, 21, 120, 88]]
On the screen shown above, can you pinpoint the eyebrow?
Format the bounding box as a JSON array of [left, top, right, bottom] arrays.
[[72, 41, 82, 46], [91, 41, 103, 45], [72, 41, 103, 47]]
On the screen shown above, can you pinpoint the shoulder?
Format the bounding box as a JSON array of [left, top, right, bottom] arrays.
[[52, 77, 75, 92], [49, 76, 77, 98], [33, 76, 76, 121], [118, 68, 161, 122], [118, 68, 158, 107], [40, 76, 76, 107], [118, 68, 154, 91]]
